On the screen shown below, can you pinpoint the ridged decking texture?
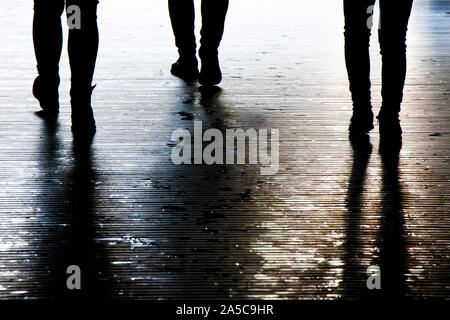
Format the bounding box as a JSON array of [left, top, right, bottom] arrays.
[[0, 0, 448, 299]]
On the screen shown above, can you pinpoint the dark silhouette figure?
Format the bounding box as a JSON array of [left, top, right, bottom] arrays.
[[169, 0, 229, 86], [33, 0, 99, 142], [344, 0, 413, 137]]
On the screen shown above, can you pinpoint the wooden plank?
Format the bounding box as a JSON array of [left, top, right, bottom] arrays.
[[0, 0, 448, 299]]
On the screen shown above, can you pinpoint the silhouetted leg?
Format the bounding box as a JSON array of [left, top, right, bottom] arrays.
[[32, 0, 65, 118], [66, 0, 99, 143], [169, 0, 196, 58], [343, 0, 375, 135], [377, 0, 413, 138], [198, 0, 229, 86], [168, 0, 199, 82]]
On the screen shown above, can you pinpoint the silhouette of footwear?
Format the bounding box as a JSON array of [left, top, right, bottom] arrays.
[[379, 123, 402, 158], [377, 110, 402, 139], [33, 76, 60, 120], [349, 130, 373, 155], [72, 107, 96, 145], [170, 57, 199, 82], [199, 55, 222, 86], [71, 86, 97, 145], [348, 108, 374, 136]]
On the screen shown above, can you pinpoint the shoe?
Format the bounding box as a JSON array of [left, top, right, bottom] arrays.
[[72, 106, 96, 143], [377, 110, 402, 139], [170, 57, 199, 82], [199, 55, 222, 86], [349, 132, 372, 157], [349, 108, 374, 136], [71, 85, 96, 144], [33, 76, 60, 119]]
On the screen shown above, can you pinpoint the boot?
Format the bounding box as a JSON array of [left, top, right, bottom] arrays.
[[377, 106, 402, 139], [168, 0, 198, 82], [33, 75, 60, 119], [349, 105, 374, 136], [71, 85, 96, 144], [170, 55, 199, 82], [198, 0, 228, 86], [198, 51, 222, 86]]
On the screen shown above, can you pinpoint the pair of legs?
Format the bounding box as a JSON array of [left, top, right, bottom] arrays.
[[344, 0, 413, 137], [33, 0, 99, 140], [169, 0, 229, 86]]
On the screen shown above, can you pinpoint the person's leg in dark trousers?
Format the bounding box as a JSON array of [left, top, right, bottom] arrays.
[[66, 0, 99, 141], [343, 0, 375, 135], [32, 0, 65, 118], [168, 0, 228, 85], [377, 0, 413, 138], [198, 0, 229, 86], [168, 0, 199, 82]]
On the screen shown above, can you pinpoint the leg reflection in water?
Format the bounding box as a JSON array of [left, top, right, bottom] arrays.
[[343, 135, 406, 298], [343, 134, 373, 298], [62, 145, 109, 299], [378, 138, 406, 298]]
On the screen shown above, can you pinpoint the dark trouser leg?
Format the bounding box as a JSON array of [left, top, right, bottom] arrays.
[[168, 0, 198, 81], [199, 0, 228, 59], [66, 0, 99, 140], [66, 0, 99, 103], [33, 0, 64, 80], [344, 0, 376, 134], [343, 0, 375, 110], [378, 0, 413, 115], [32, 0, 65, 116], [198, 0, 229, 86], [169, 0, 196, 59]]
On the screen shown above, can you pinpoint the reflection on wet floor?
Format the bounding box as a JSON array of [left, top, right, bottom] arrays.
[[0, 0, 449, 299]]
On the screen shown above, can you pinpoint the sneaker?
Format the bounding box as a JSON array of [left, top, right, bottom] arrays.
[[199, 55, 222, 86], [33, 76, 60, 119], [170, 57, 199, 82]]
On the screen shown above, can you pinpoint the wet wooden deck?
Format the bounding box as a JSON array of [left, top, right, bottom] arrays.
[[0, 0, 448, 299]]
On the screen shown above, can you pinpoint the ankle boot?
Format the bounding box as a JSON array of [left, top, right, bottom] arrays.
[[198, 50, 222, 86], [170, 55, 199, 82], [377, 106, 402, 139], [33, 75, 60, 119], [71, 85, 96, 143], [349, 105, 374, 135]]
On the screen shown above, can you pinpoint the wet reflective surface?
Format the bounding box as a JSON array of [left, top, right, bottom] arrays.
[[0, 0, 449, 299]]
